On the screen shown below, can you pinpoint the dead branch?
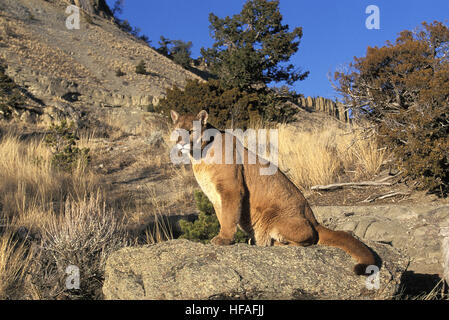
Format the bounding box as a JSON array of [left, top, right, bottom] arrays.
[[361, 191, 411, 203], [311, 181, 394, 191], [310, 172, 402, 191]]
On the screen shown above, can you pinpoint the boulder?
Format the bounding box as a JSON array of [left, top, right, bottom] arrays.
[[103, 239, 408, 300]]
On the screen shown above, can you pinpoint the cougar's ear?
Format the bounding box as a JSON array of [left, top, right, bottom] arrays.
[[170, 110, 179, 124], [197, 110, 208, 125]]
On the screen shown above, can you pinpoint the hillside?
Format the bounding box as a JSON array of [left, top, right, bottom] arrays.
[[0, 0, 202, 117]]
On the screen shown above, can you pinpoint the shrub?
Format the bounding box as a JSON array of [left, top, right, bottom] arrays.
[[115, 68, 125, 77], [82, 13, 94, 25], [44, 120, 90, 172], [40, 196, 127, 299], [135, 60, 147, 75], [156, 36, 193, 68], [158, 79, 298, 129], [333, 21, 449, 195], [139, 34, 151, 45], [145, 103, 155, 113], [0, 132, 103, 299], [179, 190, 249, 244]]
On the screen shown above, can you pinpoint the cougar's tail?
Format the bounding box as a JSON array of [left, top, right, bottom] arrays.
[[315, 225, 376, 275]]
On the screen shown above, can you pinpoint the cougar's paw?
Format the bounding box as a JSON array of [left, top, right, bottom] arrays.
[[211, 236, 234, 246]]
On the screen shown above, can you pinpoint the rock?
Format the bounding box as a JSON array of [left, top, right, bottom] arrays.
[[339, 221, 358, 233], [429, 206, 449, 221], [440, 227, 449, 285], [353, 218, 377, 239], [103, 239, 408, 300], [39, 101, 81, 126], [296, 97, 349, 122], [20, 110, 34, 123], [364, 220, 408, 246], [313, 205, 449, 279], [145, 131, 165, 149]]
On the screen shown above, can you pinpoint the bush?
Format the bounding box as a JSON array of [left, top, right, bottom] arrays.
[[135, 60, 147, 75], [44, 120, 90, 172], [145, 104, 155, 113], [333, 21, 449, 195], [179, 190, 249, 244], [115, 68, 125, 77], [82, 12, 94, 25], [156, 36, 193, 68], [158, 79, 298, 129], [40, 196, 127, 299]]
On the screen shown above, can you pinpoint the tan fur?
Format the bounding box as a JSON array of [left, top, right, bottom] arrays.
[[170, 110, 377, 275]]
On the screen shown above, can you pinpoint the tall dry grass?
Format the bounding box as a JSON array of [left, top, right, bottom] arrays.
[[0, 134, 99, 221], [0, 231, 34, 299], [275, 121, 388, 189]]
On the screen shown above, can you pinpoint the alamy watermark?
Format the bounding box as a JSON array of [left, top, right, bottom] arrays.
[[365, 265, 380, 290], [365, 5, 380, 30], [65, 5, 80, 30], [65, 265, 80, 290]]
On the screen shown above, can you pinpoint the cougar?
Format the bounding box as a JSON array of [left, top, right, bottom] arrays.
[[170, 109, 376, 275]]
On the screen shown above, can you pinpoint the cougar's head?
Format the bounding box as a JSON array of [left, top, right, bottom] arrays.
[[170, 110, 208, 155]]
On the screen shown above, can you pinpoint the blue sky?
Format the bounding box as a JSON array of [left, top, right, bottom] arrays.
[[106, 0, 449, 100]]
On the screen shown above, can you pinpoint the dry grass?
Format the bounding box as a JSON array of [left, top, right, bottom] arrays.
[[140, 187, 174, 244], [274, 121, 389, 189], [0, 231, 34, 299], [0, 134, 100, 222], [169, 164, 197, 205], [104, 112, 127, 140], [124, 184, 174, 245], [394, 279, 448, 300], [411, 280, 448, 300]]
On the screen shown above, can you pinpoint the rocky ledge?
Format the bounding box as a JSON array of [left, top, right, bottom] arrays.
[[103, 239, 408, 300]]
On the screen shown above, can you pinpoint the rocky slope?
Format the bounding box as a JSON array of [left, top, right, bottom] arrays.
[[0, 0, 202, 123], [313, 204, 449, 295]]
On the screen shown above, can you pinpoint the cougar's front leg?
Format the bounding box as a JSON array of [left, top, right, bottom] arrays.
[[211, 190, 243, 246]]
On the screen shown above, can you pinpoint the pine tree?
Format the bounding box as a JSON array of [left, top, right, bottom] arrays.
[[200, 0, 308, 90]]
